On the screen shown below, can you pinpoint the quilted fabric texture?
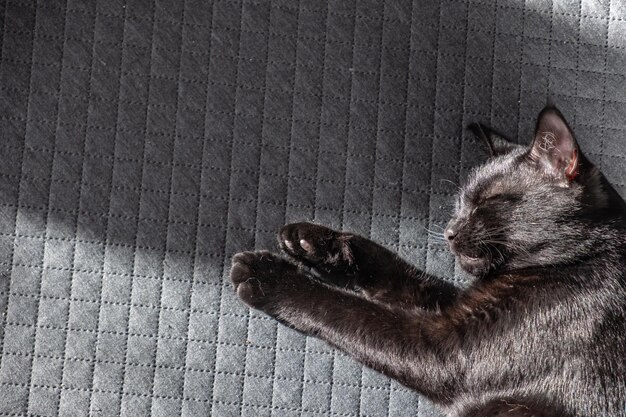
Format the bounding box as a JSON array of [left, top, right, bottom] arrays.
[[1, 0, 625, 416]]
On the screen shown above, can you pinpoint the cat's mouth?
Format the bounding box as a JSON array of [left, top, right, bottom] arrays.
[[448, 238, 495, 275], [457, 254, 491, 275]]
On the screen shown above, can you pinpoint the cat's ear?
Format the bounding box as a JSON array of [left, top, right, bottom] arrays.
[[467, 123, 518, 156], [529, 106, 579, 181]]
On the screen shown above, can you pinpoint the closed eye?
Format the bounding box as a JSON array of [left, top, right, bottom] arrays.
[[472, 194, 501, 206], [484, 193, 520, 204]]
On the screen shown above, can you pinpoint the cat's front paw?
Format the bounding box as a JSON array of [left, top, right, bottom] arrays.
[[278, 223, 354, 272], [230, 251, 299, 313]]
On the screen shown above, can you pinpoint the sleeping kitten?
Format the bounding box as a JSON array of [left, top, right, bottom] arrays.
[[230, 106, 626, 417]]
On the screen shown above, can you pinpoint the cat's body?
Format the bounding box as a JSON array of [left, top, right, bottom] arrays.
[[230, 107, 626, 416]]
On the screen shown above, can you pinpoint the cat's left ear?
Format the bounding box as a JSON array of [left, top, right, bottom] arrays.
[[529, 106, 580, 182]]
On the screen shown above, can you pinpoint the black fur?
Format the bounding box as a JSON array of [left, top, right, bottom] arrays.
[[230, 107, 626, 417]]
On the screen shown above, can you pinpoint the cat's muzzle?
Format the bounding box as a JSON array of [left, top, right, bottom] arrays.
[[445, 221, 493, 275]]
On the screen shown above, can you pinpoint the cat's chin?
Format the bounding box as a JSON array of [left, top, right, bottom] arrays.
[[458, 254, 491, 276]]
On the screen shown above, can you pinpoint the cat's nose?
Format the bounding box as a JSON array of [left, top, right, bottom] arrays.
[[444, 227, 456, 241], [444, 219, 460, 241]]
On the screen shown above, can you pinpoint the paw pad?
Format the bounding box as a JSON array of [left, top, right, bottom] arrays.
[[299, 238, 313, 253]]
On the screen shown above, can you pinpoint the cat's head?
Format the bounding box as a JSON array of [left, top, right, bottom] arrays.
[[445, 106, 621, 276]]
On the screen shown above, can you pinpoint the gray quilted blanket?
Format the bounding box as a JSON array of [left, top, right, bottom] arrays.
[[1, 0, 624, 416]]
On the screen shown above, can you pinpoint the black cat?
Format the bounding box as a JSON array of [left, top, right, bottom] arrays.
[[230, 106, 626, 417]]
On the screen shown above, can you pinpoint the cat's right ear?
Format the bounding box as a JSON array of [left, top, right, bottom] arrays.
[[467, 123, 518, 157], [528, 106, 580, 182]]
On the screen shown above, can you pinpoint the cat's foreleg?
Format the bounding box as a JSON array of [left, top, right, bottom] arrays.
[[230, 250, 461, 400], [278, 222, 458, 310]]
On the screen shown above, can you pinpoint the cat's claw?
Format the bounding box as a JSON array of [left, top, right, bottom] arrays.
[[230, 251, 298, 311], [278, 223, 354, 271]]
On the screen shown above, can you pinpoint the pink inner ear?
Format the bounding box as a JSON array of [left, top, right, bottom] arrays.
[[565, 149, 579, 181]]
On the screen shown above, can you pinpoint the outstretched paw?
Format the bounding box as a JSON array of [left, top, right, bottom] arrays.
[[230, 251, 299, 312], [278, 223, 354, 273]]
